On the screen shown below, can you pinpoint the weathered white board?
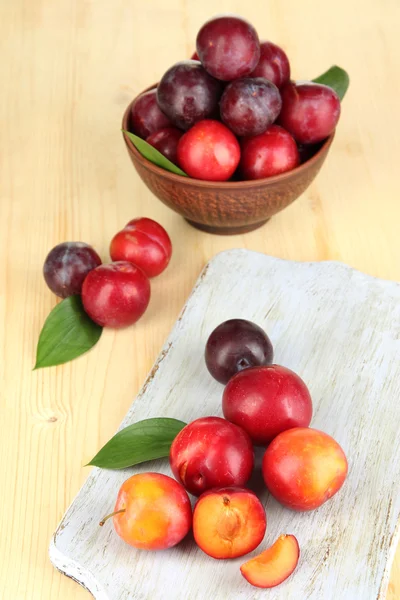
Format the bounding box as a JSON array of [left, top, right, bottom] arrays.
[[50, 250, 400, 600]]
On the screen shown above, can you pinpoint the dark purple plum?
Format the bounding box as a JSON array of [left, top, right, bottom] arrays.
[[43, 242, 102, 298], [249, 41, 291, 88], [205, 319, 274, 384], [297, 141, 323, 164], [196, 15, 260, 81], [157, 61, 222, 130], [220, 77, 282, 137], [129, 89, 172, 139], [279, 82, 341, 144], [146, 127, 183, 164]]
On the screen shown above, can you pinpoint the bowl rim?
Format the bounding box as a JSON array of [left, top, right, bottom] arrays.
[[122, 84, 335, 188]]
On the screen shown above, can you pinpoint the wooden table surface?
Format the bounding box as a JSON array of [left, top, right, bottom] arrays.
[[1, 0, 399, 598]]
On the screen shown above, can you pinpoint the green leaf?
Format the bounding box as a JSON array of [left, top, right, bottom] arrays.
[[123, 130, 188, 177], [312, 65, 350, 101], [87, 418, 187, 469], [34, 296, 102, 369]]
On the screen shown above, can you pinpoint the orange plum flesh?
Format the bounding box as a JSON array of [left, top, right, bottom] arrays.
[[193, 487, 266, 559], [240, 534, 300, 588]]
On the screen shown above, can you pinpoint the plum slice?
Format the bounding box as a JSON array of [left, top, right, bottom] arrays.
[[240, 534, 299, 588]]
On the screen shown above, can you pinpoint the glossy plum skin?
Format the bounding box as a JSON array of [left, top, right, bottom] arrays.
[[222, 365, 313, 445], [220, 78, 282, 137], [193, 487, 266, 559], [205, 319, 273, 384], [82, 261, 150, 328], [110, 217, 172, 278], [129, 89, 171, 139], [157, 61, 222, 131], [262, 428, 348, 511], [177, 119, 240, 181], [240, 125, 300, 180], [169, 416, 254, 496], [196, 15, 260, 81], [191, 51, 199, 61], [113, 473, 192, 550], [279, 82, 341, 144], [249, 41, 291, 88], [146, 127, 183, 164], [43, 242, 101, 298]]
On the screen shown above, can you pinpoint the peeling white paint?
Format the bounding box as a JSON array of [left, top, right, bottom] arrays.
[[49, 250, 400, 600]]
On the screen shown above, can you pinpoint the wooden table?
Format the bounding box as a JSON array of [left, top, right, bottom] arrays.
[[1, 0, 399, 598]]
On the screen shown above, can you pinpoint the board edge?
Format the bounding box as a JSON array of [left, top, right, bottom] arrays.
[[49, 249, 400, 599]]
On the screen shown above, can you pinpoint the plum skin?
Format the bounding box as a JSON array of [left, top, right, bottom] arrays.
[[146, 127, 183, 164], [112, 473, 192, 550], [205, 319, 273, 384], [43, 242, 101, 298], [220, 78, 282, 137], [110, 217, 172, 278], [249, 41, 291, 88], [177, 119, 240, 181], [240, 125, 300, 180], [262, 427, 348, 510], [279, 81, 341, 144], [196, 15, 260, 81], [156, 61, 222, 131], [81, 261, 150, 328], [129, 89, 171, 139], [169, 416, 254, 496], [222, 364, 313, 445]]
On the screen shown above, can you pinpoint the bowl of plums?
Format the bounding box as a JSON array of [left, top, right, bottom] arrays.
[[122, 14, 348, 235]]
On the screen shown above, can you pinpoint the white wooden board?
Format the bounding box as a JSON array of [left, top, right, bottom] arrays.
[[50, 249, 400, 600]]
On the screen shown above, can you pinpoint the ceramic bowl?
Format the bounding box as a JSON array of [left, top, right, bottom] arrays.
[[122, 89, 334, 235]]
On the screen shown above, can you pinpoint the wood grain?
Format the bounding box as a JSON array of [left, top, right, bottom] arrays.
[[0, 0, 399, 598]]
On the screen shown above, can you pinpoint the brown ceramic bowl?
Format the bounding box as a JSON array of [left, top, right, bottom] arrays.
[[122, 87, 335, 235]]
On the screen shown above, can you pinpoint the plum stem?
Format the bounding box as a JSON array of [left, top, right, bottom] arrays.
[[99, 509, 125, 526]]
